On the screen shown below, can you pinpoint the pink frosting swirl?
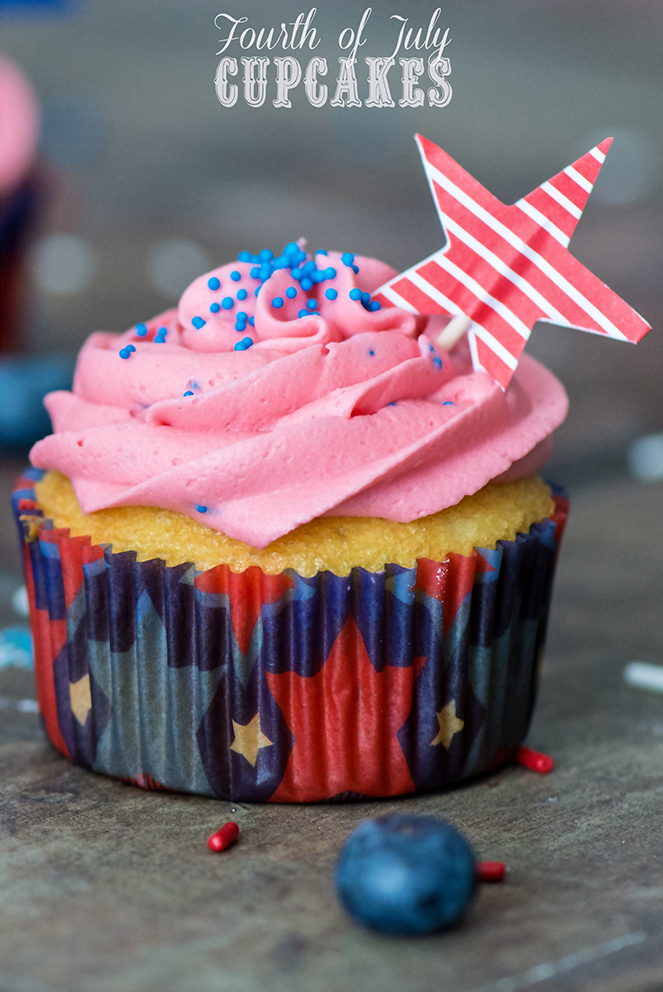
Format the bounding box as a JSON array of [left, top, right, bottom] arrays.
[[30, 248, 568, 548], [0, 58, 39, 194]]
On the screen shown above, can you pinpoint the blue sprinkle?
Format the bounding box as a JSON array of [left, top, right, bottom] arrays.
[[183, 390, 194, 397], [273, 255, 289, 269], [301, 260, 316, 275], [237, 288, 248, 300], [298, 309, 311, 318], [443, 401, 455, 406], [234, 337, 254, 351], [368, 300, 381, 312], [295, 250, 307, 264], [284, 242, 299, 255], [135, 322, 148, 337], [316, 249, 328, 256], [259, 264, 272, 279], [433, 357, 443, 369], [235, 321, 247, 332], [307, 299, 318, 310], [325, 288, 338, 301], [249, 315, 255, 326], [272, 297, 284, 309], [236, 311, 248, 321], [349, 288, 362, 301], [341, 252, 355, 266], [250, 266, 261, 279], [254, 287, 260, 297], [119, 347, 131, 359], [238, 251, 252, 262], [196, 505, 208, 513], [291, 269, 302, 280], [154, 329, 167, 343], [361, 292, 370, 305], [221, 297, 234, 310], [369, 349, 375, 356], [324, 267, 337, 280], [207, 276, 221, 290], [259, 249, 273, 261], [210, 302, 221, 313], [286, 286, 297, 299], [192, 316, 206, 329], [389, 401, 397, 406], [300, 278, 313, 291], [352, 264, 359, 274], [230, 270, 241, 282]]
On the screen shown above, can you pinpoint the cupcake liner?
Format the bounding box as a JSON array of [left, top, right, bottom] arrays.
[[13, 468, 568, 803]]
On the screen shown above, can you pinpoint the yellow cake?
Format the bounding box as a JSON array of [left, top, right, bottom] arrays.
[[35, 470, 554, 577]]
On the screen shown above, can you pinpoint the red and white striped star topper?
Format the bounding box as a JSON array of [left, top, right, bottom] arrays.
[[374, 135, 651, 389]]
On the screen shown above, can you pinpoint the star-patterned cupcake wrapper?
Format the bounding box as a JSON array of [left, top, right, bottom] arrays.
[[13, 469, 568, 803]]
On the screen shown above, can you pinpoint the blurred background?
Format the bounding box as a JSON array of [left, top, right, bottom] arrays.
[[1, 0, 662, 481]]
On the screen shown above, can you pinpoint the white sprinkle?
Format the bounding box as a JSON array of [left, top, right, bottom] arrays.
[[0, 697, 39, 713], [17, 699, 40, 714], [624, 661, 663, 694], [11, 584, 29, 618]]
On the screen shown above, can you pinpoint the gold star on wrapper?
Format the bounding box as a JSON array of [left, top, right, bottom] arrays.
[[69, 674, 92, 726], [430, 700, 464, 749], [230, 714, 274, 767]]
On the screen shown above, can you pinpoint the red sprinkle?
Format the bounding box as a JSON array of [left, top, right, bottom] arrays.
[[515, 746, 554, 774], [207, 821, 240, 852], [477, 861, 506, 883]]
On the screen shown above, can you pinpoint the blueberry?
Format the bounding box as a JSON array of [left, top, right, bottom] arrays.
[[334, 815, 477, 935]]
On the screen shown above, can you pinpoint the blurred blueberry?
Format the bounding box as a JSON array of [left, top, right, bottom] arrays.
[[335, 815, 477, 935]]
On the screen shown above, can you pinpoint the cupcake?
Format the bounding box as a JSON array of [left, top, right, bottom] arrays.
[[14, 240, 569, 802]]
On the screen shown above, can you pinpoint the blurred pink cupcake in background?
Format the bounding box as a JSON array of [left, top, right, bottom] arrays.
[[0, 55, 40, 352], [0, 55, 73, 451]]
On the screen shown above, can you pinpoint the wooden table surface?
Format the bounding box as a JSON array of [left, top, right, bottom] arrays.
[[1, 456, 662, 992]]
